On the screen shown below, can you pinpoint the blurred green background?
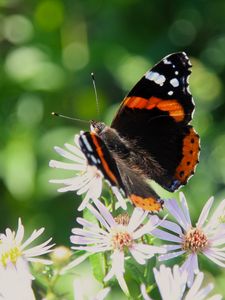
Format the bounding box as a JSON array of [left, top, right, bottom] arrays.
[[0, 0, 225, 298]]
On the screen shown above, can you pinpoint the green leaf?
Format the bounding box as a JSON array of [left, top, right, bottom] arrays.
[[89, 252, 106, 283], [126, 258, 145, 284]]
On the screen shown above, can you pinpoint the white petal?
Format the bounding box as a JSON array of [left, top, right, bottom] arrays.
[[184, 272, 204, 299], [49, 160, 85, 171], [140, 284, 153, 300], [158, 219, 182, 235], [91, 287, 111, 300], [203, 250, 225, 267], [15, 218, 24, 244], [93, 199, 117, 227], [21, 228, 45, 249], [77, 191, 91, 211], [133, 216, 159, 239], [166, 198, 191, 231], [205, 199, 225, 231], [130, 248, 147, 264], [196, 196, 214, 228], [86, 203, 111, 231], [128, 208, 147, 232], [77, 177, 96, 195], [28, 257, 52, 264], [163, 244, 182, 251], [54, 145, 83, 162], [180, 192, 192, 226], [181, 254, 199, 287], [49, 175, 88, 186], [158, 250, 185, 261], [133, 243, 166, 255], [111, 186, 127, 210], [64, 142, 85, 160], [152, 228, 182, 243], [60, 253, 91, 274], [111, 251, 129, 296], [90, 178, 103, 199]]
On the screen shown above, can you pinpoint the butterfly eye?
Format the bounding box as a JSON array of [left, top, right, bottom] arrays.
[[90, 120, 105, 134]]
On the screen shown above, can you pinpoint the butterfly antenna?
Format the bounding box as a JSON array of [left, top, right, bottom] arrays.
[[51, 112, 89, 124], [91, 72, 100, 118]]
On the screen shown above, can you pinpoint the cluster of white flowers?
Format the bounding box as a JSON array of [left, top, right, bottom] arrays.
[[2, 131, 224, 299], [0, 219, 54, 300], [48, 134, 225, 299]]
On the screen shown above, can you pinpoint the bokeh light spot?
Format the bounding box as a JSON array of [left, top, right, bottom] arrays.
[[35, 0, 64, 31], [5, 47, 65, 90], [169, 19, 196, 46], [3, 14, 33, 44], [201, 36, 225, 72], [62, 42, 89, 71], [105, 47, 151, 91], [190, 58, 222, 103], [4, 139, 36, 200], [27, 62, 66, 91], [5, 46, 48, 81], [17, 94, 43, 126]]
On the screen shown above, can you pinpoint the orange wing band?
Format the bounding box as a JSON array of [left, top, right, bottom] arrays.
[[175, 127, 200, 184], [130, 194, 163, 212], [124, 96, 185, 122], [91, 133, 118, 184]]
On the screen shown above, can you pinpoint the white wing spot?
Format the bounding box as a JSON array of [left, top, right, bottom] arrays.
[[175, 71, 179, 75], [145, 71, 166, 86], [91, 155, 98, 164], [170, 78, 179, 87], [81, 135, 93, 152], [163, 58, 171, 64], [168, 91, 173, 96]]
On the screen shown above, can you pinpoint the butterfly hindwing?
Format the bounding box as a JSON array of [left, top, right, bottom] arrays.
[[79, 131, 163, 212], [116, 161, 164, 212]]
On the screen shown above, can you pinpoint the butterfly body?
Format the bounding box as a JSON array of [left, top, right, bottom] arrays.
[[79, 52, 200, 212]]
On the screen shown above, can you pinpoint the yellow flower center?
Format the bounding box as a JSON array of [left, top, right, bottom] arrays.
[[0, 246, 22, 267], [182, 228, 208, 253]]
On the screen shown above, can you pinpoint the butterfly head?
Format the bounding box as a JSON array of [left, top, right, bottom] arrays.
[[90, 120, 106, 135]]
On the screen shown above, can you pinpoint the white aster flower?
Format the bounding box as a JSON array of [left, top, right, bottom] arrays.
[[141, 265, 222, 300], [0, 260, 35, 300], [73, 279, 111, 300], [49, 134, 126, 211], [0, 218, 54, 275], [152, 192, 225, 286], [65, 199, 165, 295]]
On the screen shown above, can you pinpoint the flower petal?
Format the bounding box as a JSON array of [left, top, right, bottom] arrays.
[[165, 198, 191, 231], [196, 196, 214, 228], [158, 249, 185, 261], [152, 228, 182, 243], [128, 208, 148, 232], [180, 192, 192, 227], [49, 160, 85, 171]]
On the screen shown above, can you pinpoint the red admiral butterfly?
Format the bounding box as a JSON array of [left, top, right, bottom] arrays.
[[79, 52, 200, 212]]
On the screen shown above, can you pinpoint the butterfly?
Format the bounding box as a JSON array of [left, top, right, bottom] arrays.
[[78, 52, 200, 212]]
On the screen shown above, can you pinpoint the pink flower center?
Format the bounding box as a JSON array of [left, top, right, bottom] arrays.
[[182, 227, 208, 253], [112, 231, 133, 251]]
